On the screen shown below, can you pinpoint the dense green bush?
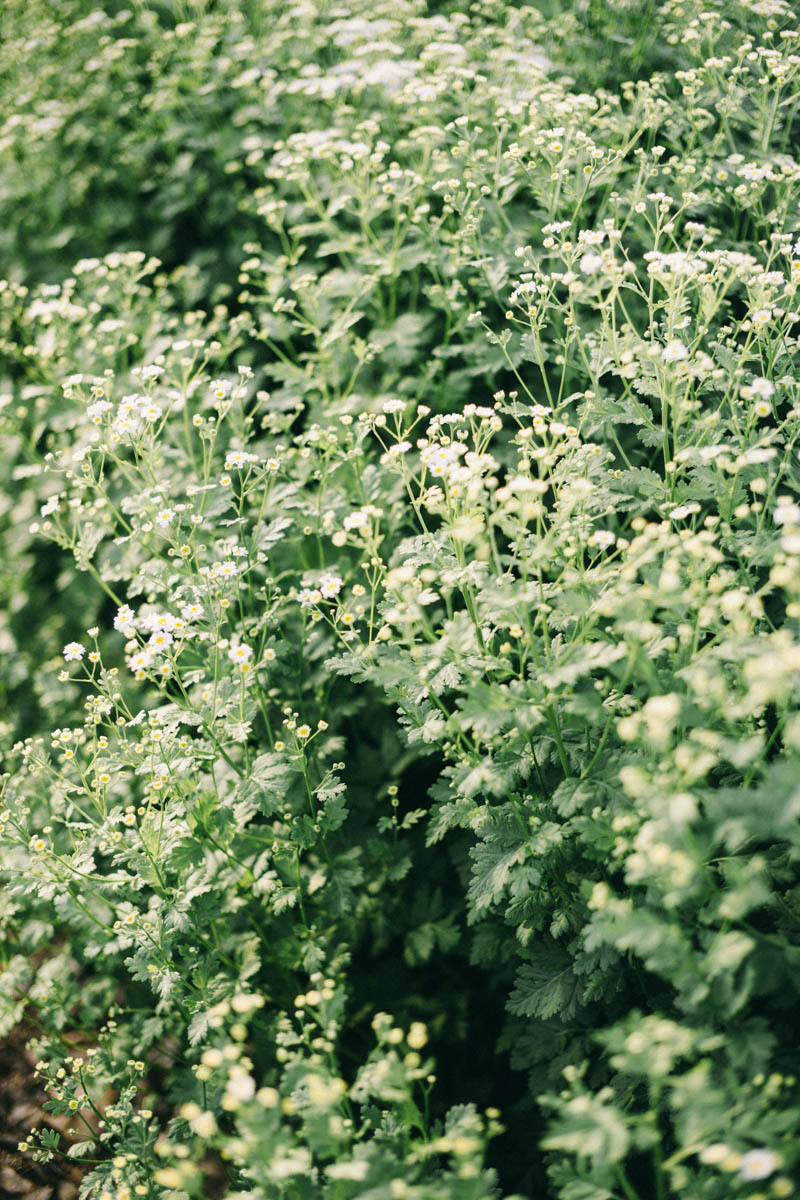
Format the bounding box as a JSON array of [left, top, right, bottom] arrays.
[[2, 1, 800, 1198]]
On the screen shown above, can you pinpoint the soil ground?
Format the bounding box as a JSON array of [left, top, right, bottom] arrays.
[[0, 1026, 84, 1200]]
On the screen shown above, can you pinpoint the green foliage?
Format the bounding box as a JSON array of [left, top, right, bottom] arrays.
[[2, 0, 800, 1198]]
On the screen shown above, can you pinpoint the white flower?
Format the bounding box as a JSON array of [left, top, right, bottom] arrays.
[[225, 1068, 255, 1102], [210, 560, 239, 579], [228, 643, 253, 665], [210, 379, 233, 398], [644, 250, 703, 277], [641, 693, 681, 745], [117, 393, 144, 416], [774, 500, 800, 526], [319, 573, 344, 599], [419, 442, 464, 479], [662, 339, 689, 362], [114, 605, 136, 632], [155, 508, 175, 527], [181, 603, 204, 620], [40, 496, 61, 517], [146, 611, 177, 633], [750, 377, 775, 399], [87, 399, 112, 423], [698, 444, 731, 461], [298, 588, 322, 608], [268, 1150, 312, 1179], [326, 1161, 369, 1182], [63, 642, 85, 662], [589, 530, 615, 548], [580, 253, 604, 274], [147, 631, 174, 653], [740, 447, 776, 465], [343, 510, 370, 531], [644, 694, 680, 722], [382, 398, 406, 413], [225, 450, 259, 469], [188, 1111, 217, 1139], [699, 1143, 731, 1165], [738, 1149, 781, 1181], [381, 441, 412, 462]]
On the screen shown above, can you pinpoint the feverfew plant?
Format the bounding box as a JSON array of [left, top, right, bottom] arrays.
[[1, 0, 800, 1198]]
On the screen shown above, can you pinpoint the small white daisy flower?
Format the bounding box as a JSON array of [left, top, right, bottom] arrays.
[[319, 573, 344, 599], [228, 643, 253, 665], [738, 1149, 781, 1181], [661, 339, 689, 362]]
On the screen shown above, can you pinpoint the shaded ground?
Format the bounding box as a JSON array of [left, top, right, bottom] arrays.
[[0, 1026, 84, 1200]]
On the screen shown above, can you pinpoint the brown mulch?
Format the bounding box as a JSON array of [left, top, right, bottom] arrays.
[[0, 1026, 86, 1200], [0, 1024, 231, 1200]]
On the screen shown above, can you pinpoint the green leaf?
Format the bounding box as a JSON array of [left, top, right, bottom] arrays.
[[542, 1098, 630, 1164], [509, 945, 581, 1020], [67, 1140, 97, 1158], [468, 836, 530, 913]]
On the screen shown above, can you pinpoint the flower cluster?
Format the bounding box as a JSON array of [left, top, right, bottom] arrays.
[[2, 0, 800, 1198]]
